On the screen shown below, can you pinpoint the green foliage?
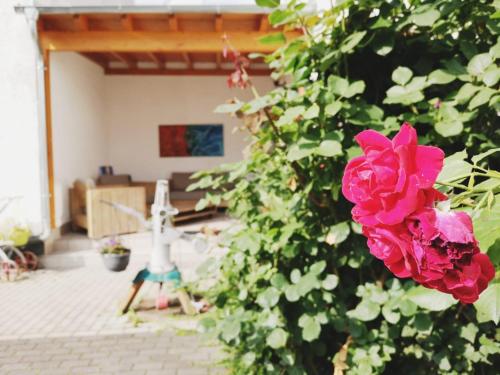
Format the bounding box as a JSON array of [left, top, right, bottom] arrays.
[[194, 0, 500, 373]]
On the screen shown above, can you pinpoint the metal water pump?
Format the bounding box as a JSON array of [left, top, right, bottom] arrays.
[[104, 180, 207, 314]]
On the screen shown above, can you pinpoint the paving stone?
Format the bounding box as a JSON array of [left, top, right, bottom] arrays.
[[0, 228, 228, 374]]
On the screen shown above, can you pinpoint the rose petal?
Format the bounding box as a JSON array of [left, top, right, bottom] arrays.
[[355, 130, 391, 153], [415, 145, 444, 188], [392, 123, 417, 148]]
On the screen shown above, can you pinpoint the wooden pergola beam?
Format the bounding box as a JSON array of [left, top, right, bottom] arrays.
[[168, 15, 178, 31], [39, 31, 300, 53], [259, 15, 269, 32], [73, 15, 89, 31], [215, 15, 223, 32], [121, 14, 134, 31], [105, 67, 271, 76]]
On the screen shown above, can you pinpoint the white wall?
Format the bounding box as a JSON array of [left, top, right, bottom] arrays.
[[0, 1, 46, 232], [105, 75, 274, 181], [50, 52, 108, 226], [49, 54, 274, 226]]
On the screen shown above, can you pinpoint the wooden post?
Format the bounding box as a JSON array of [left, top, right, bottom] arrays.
[[43, 50, 56, 229]]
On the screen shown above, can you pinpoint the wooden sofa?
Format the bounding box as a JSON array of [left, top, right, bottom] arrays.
[[70, 179, 146, 239]]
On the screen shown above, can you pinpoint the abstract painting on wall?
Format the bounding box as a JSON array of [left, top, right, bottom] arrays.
[[158, 124, 224, 157]]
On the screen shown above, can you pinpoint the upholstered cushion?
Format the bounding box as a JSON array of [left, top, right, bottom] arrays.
[[170, 172, 195, 191], [97, 174, 131, 186], [170, 190, 206, 201]]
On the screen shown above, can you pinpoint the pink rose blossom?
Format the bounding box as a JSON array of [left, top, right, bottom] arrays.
[[342, 123, 445, 226], [342, 123, 495, 304], [406, 209, 495, 304], [363, 224, 414, 278]]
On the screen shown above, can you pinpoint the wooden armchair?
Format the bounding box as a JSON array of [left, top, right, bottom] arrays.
[[70, 180, 146, 239]]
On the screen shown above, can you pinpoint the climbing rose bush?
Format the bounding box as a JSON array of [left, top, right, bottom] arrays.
[[343, 124, 495, 303], [193, 1, 500, 373]]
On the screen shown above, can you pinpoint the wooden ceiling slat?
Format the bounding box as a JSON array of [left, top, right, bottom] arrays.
[[182, 53, 192, 69]]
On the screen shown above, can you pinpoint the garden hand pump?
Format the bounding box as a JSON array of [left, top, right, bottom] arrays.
[[105, 180, 207, 314]]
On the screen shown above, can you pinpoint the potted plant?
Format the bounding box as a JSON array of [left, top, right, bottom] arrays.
[[99, 237, 130, 272]]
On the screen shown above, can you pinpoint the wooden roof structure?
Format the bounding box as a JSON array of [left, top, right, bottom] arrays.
[[38, 13, 300, 75]]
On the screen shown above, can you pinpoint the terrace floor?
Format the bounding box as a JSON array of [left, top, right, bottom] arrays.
[[0, 216, 232, 374]]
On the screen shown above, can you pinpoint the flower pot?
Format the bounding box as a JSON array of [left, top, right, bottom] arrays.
[[101, 250, 130, 272]]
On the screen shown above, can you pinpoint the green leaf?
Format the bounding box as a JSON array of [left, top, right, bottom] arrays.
[[271, 273, 288, 290], [300, 315, 321, 342], [198, 317, 216, 333], [259, 32, 286, 45], [392, 67, 413, 85], [460, 323, 479, 344], [411, 9, 440, 27], [474, 282, 500, 324], [256, 287, 281, 309], [328, 76, 349, 96], [303, 103, 319, 119], [267, 328, 288, 349], [371, 32, 394, 56], [344, 81, 366, 98], [428, 69, 456, 85], [473, 197, 500, 252], [382, 305, 401, 324], [276, 106, 305, 126], [290, 269, 301, 284], [322, 275, 339, 290], [468, 87, 496, 110], [325, 222, 350, 245], [467, 53, 493, 76], [325, 101, 342, 117], [471, 148, 500, 165], [438, 150, 472, 182], [310, 261, 326, 275], [287, 141, 316, 161], [195, 198, 209, 211], [399, 299, 418, 317], [413, 313, 433, 333], [435, 120, 463, 137], [269, 9, 294, 26], [483, 66, 500, 87], [221, 319, 241, 342], [297, 273, 320, 296], [316, 140, 343, 157], [285, 284, 300, 302], [340, 31, 366, 53], [406, 286, 457, 311], [454, 83, 480, 104], [256, 0, 280, 8], [214, 102, 243, 113], [347, 300, 381, 321]]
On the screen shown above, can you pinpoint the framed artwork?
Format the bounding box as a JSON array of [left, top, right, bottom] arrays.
[[158, 124, 224, 157]]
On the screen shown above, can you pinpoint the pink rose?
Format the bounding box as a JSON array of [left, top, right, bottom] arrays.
[[342, 123, 445, 226], [407, 209, 495, 304], [363, 224, 414, 278]]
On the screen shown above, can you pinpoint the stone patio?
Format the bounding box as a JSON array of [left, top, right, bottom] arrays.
[[0, 216, 231, 374]]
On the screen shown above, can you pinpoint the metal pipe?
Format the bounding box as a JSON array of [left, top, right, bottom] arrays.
[[23, 5, 52, 239]]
